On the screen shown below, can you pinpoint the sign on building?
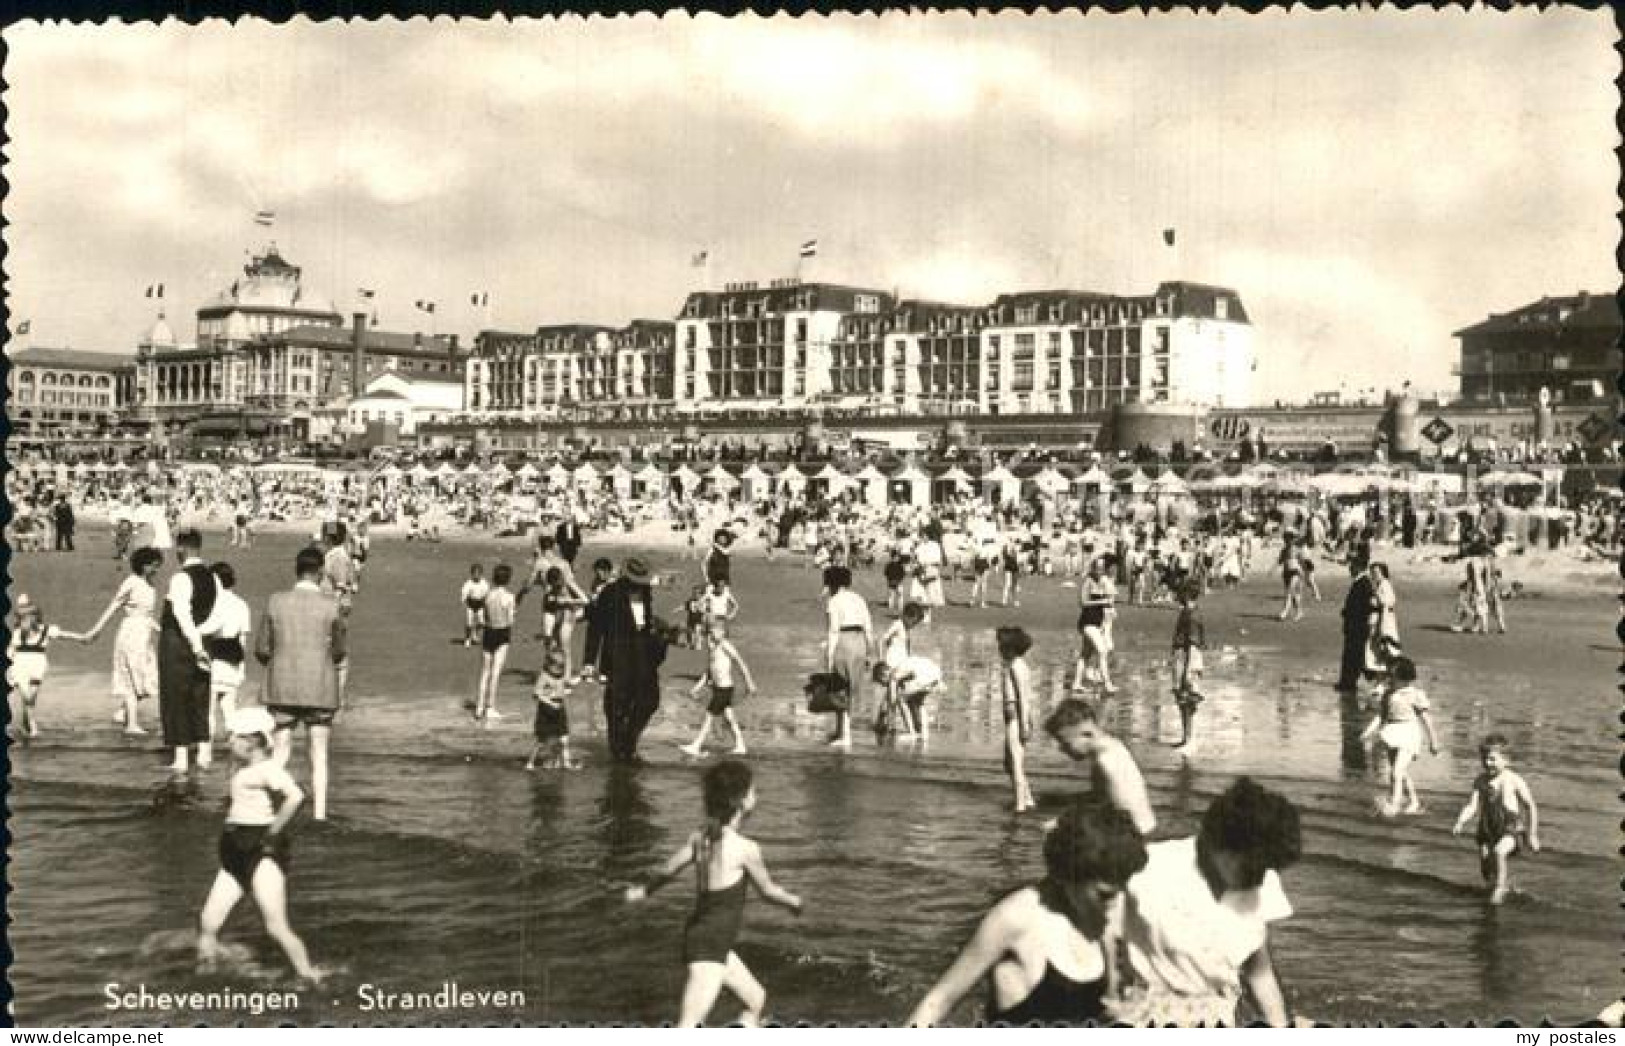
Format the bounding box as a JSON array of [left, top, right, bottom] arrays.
[[1421, 417, 1455, 445]]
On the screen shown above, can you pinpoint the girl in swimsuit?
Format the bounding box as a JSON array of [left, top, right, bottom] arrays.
[[7, 593, 86, 739], [625, 760, 803, 1027], [908, 799, 1148, 1026], [197, 707, 321, 981], [539, 567, 588, 682]]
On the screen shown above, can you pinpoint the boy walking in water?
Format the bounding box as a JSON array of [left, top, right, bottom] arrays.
[[680, 621, 758, 757], [460, 564, 489, 647], [1452, 734, 1541, 904], [1170, 581, 1206, 748]]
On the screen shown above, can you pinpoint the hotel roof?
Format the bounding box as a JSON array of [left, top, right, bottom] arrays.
[[9, 347, 134, 371]]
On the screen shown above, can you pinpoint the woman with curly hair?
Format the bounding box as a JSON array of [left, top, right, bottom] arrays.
[[1116, 777, 1302, 1027], [908, 799, 1149, 1026]]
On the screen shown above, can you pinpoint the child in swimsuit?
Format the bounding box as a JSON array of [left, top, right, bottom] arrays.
[[1170, 582, 1206, 749], [892, 654, 943, 744], [526, 647, 580, 770], [197, 707, 320, 981], [1452, 733, 1541, 904], [625, 760, 803, 1027], [475, 564, 516, 722], [680, 621, 758, 758], [7, 593, 85, 738], [459, 564, 489, 647], [998, 626, 1036, 813], [1361, 656, 1438, 817], [540, 567, 588, 682]]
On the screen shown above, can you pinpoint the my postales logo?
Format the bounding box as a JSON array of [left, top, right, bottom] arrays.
[[1209, 417, 1252, 442]]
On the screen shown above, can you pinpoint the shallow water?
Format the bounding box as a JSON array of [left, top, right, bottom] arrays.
[[9, 531, 1619, 1025]]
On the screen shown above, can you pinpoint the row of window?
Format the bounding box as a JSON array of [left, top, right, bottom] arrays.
[[10, 389, 115, 407], [14, 371, 114, 388]]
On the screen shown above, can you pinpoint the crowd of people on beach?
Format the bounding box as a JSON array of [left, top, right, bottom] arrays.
[[8, 451, 1591, 1025]]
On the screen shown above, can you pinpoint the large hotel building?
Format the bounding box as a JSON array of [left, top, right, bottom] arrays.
[[466, 278, 1256, 421]]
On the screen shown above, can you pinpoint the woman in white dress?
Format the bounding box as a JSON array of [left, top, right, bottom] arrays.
[[79, 547, 164, 734]]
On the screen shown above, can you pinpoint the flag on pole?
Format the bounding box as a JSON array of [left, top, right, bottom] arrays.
[[16, 320, 31, 336], [691, 251, 709, 268], [799, 239, 819, 258], [145, 283, 165, 298], [415, 300, 436, 314], [255, 210, 276, 227], [358, 288, 376, 300], [1162, 228, 1176, 247], [471, 292, 489, 306]]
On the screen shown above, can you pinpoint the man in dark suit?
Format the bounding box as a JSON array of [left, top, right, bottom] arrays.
[[52, 495, 75, 551], [598, 558, 663, 763], [256, 546, 347, 820], [1337, 558, 1375, 692], [554, 512, 584, 570]]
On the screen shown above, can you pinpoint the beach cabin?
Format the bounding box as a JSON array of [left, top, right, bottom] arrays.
[[571, 461, 600, 491], [854, 464, 888, 509], [671, 464, 701, 499], [981, 464, 1019, 506], [545, 463, 571, 490], [634, 463, 666, 500], [515, 462, 540, 489], [891, 463, 930, 508], [739, 464, 772, 504], [811, 463, 849, 501], [435, 462, 459, 490], [934, 466, 973, 505], [776, 464, 808, 498], [608, 464, 634, 498], [705, 464, 740, 499], [410, 462, 435, 485]]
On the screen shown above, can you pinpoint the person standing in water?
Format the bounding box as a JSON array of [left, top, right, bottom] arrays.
[[158, 529, 219, 774], [822, 565, 873, 749], [1044, 699, 1156, 836], [625, 760, 803, 1027], [908, 800, 1148, 1026], [1452, 734, 1541, 905], [78, 547, 163, 735], [196, 707, 321, 982]]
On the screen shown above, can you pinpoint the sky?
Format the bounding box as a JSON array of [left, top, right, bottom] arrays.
[[2, 9, 1617, 402]]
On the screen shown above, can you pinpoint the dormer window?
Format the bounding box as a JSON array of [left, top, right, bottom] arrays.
[[1215, 298, 1230, 321]]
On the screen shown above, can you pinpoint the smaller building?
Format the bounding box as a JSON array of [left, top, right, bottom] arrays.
[[1455, 292, 1619, 406], [8, 346, 134, 437], [341, 370, 465, 439]]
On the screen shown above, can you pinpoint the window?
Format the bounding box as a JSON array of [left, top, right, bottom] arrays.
[[1215, 298, 1230, 320], [795, 319, 808, 343], [1012, 334, 1035, 392]]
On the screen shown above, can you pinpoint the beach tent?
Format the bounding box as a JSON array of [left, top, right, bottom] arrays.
[[608, 463, 634, 497], [981, 464, 1019, 505], [545, 463, 571, 488], [1073, 466, 1111, 491], [634, 463, 666, 499], [739, 463, 772, 503], [854, 464, 888, 508], [891, 464, 931, 508], [1116, 468, 1153, 494], [707, 464, 740, 493], [374, 463, 402, 484], [671, 464, 701, 498], [462, 462, 485, 482], [410, 462, 435, 483], [776, 464, 808, 494]]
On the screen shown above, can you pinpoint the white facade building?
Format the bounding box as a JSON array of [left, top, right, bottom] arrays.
[[343, 371, 464, 436]]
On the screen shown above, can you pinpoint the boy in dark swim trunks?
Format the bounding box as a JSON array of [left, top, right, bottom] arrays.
[[197, 708, 320, 980], [680, 621, 757, 758], [1452, 734, 1541, 904], [625, 760, 803, 1027]]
